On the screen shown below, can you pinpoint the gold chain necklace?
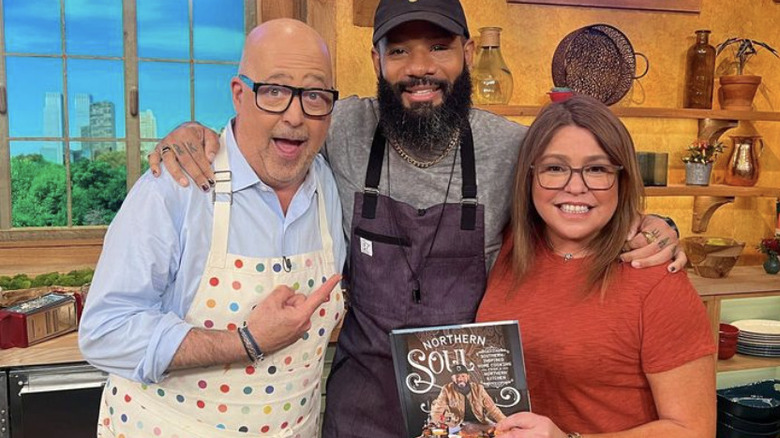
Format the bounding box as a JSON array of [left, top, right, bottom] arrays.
[[389, 130, 460, 169]]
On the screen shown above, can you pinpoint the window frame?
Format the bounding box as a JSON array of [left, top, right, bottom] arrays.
[[0, 0, 256, 240]]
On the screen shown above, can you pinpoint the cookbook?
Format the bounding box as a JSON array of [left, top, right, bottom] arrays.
[[390, 321, 530, 438]]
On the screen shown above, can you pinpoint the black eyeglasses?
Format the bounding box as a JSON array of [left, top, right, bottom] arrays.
[[238, 74, 339, 117], [530, 163, 623, 190]]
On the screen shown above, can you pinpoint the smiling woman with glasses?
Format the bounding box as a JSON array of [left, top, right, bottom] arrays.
[[477, 95, 715, 438], [238, 74, 339, 116]]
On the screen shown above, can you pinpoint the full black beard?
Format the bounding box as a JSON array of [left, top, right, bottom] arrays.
[[455, 381, 472, 395], [377, 68, 472, 159]]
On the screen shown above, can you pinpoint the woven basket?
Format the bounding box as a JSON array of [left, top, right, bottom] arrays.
[[552, 24, 648, 106]]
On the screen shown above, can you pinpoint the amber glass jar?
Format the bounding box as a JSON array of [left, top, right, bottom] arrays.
[[683, 30, 716, 109]]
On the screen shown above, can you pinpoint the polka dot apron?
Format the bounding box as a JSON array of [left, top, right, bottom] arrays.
[[97, 132, 344, 438]]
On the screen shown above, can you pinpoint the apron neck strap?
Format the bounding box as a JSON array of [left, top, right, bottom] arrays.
[[361, 123, 477, 230], [208, 131, 232, 268]]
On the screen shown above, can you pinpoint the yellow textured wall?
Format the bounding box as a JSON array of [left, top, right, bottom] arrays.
[[333, 0, 780, 265]]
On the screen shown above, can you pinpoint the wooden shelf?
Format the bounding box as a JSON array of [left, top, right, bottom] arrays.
[[693, 266, 780, 372], [645, 185, 780, 198], [475, 105, 780, 121], [692, 266, 780, 298], [718, 354, 780, 372]]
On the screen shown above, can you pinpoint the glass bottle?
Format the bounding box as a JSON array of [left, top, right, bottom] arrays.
[[683, 30, 716, 109], [471, 27, 513, 105]]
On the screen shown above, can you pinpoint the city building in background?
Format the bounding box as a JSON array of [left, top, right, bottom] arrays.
[[42, 92, 64, 164]]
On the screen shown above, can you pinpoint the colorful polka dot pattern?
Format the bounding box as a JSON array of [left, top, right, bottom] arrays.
[[97, 250, 342, 436]]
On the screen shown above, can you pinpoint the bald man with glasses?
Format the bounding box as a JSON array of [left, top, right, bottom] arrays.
[[79, 19, 346, 437]]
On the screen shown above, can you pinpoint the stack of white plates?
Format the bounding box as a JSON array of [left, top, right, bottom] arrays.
[[732, 319, 780, 358]]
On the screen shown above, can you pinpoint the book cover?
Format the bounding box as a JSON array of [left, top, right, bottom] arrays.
[[390, 320, 530, 438]]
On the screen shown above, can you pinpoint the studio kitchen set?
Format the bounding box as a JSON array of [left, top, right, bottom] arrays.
[[2, 0, 780, 437]]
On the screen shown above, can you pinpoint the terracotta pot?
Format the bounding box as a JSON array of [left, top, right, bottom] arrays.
[[718, 75, 761, 110]]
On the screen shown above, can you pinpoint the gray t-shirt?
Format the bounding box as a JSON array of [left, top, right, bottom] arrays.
[[323, 96, 527, 268]]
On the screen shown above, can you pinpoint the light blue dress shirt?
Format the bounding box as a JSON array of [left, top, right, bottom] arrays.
[[79, 120, 346, 384]]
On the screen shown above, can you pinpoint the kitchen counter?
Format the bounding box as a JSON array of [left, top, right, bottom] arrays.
[[1, 325, 343, 369], [0, 332, 83, 368]]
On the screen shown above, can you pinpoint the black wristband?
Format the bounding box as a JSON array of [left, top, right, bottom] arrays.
[[237, 328, 254, 362], [650, 214, 679, 238], [238, 326, 264, 363]]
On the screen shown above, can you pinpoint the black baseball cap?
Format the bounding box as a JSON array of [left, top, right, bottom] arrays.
[[372, 0, 470, 45], [452, 364, 469, 375]]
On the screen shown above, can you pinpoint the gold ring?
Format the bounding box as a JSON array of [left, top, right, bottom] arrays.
[[160, 145, 172, 155], [641, 230, 656, 245]]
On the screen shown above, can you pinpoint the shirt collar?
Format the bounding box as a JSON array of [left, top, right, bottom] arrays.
[[223, 119, 318, 197]]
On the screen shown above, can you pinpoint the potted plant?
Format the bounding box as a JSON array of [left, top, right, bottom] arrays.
[[757, 237, 780, 274], [682, 139, 726, 186], [715, 37, 779, 110]]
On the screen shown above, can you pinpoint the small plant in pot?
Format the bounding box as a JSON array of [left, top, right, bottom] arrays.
[[757, 237, 780, 274], [715, 37, 779, 110], [682, 139, 725, 186]]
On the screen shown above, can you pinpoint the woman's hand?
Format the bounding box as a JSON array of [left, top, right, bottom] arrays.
[[147, 121, 221, 191], [622, 214, 687, 273], [494, 412, 568, 438]]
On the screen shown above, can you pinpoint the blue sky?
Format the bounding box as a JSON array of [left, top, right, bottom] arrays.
[[5, 0, 244, 157]]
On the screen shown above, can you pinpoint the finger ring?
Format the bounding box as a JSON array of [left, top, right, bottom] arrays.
[[641, 231, 656, 245], [160, 145, 171, 155]]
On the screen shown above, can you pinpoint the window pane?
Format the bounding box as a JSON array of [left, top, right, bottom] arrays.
[[195, 64, 236, 132], [193, 0, 244, 61], [138, 0, 189, 59], [7, 57, 63, 138], [72, 142, 126, 226], [140, 141, 157, 175], [4, 0, 61, 54], [10, 141, 68, 227], [68, 59, 125, 138], [65, 0, 122, 56], [139, 61, 190, 135]]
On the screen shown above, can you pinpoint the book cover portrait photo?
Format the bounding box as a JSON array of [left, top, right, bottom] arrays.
[[390, 321, 531, 438]]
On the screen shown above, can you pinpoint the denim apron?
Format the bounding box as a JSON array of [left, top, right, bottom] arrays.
[[97, 132, 344, 437], [323, 125, 487, 437]]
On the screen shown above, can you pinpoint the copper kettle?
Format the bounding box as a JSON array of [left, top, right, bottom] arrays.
[[725, 135, 763, 187]]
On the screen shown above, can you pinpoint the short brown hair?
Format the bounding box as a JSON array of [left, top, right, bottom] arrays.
[[509, 95, 644, 294]]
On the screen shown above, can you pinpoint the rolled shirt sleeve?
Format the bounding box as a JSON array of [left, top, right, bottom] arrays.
[[79, 172, 200, 384]]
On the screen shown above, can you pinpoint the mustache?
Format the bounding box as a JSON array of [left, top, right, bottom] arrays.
[[394, 76, 449, 93], [270, 129, 308, 141]]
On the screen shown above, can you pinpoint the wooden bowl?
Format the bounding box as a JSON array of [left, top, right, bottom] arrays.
[[682, 237, 745, 278]]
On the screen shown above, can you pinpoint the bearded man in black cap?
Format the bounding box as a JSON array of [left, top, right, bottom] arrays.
[[147, 0, 684, 436], [431, 364, 506, 427]]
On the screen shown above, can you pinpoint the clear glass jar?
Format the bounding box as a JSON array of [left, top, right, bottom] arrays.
[[471, 27, 513, 105]]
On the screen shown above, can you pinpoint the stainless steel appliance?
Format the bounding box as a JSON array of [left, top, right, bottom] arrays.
[[0, 363, 107, 437], [0, 293, 82, 349]]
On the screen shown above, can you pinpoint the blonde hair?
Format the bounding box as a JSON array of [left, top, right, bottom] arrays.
[[509, 95, 645, 294]]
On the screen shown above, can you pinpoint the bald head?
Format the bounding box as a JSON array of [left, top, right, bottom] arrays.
[[239, 19, 332, 87]]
